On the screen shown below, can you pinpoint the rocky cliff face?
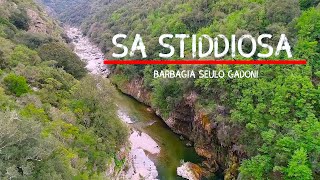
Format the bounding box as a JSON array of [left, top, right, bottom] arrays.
[[26, 7, 62, 37], [27, 9, 50, 34], [0, 0, 62, 37], [118, 78, 151, 106], [113, 76, 245, 179]]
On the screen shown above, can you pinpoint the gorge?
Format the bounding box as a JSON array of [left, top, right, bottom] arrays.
[[65, 26, 215, 179], [1, 0, 319, 179]]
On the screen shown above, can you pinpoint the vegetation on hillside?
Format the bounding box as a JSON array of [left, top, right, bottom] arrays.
[[42, 0, 320, 179], [40, 0, 95, 24], [0, 0, 128, 179]]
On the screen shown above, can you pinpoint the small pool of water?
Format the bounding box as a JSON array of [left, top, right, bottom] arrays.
[[114, 91, 222, 180]]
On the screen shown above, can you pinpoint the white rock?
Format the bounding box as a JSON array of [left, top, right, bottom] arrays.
[[117, 110, 134, 124], [177, 162, 199, 180], [129, 130, 160, 155], [126, 149, 158, 180]]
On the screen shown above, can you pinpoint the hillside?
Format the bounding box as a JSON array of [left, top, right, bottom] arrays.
[[0, 0, 128, 179], [38, 0, 320, 179], [39, 0, 94, 24]]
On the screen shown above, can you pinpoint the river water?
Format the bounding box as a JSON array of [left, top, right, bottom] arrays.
[[66, 27, 205, 180], [114, 93, 203, 179]]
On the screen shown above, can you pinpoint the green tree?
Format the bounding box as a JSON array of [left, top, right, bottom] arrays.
[[3, 73, 30, 97], [38, 42, 87, 79], [296, 8, 320, 41], [239, 155, 272, 179], [9, 9, 30, 30], [299, 0, 320, 10], [0, 111, 53, 179], [14, 32, 54, 49], [70, 75, 128, 170], [151, 77, 183, 118], [266, 0, 300, 24], [10, 45, 41, 66], [285, 148, 313, 180]]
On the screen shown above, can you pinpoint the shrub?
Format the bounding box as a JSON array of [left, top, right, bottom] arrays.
[[4, 73, 30, 97], [0, 17, 17, 39], [0, 50, 5, 68], [38, 42, 87, 79], [14, 32, 55, 49], [9, 45, 41, 66], [9, 9, 30, 31], [71, 75, 128, 148], [151, 78, 183, 118]]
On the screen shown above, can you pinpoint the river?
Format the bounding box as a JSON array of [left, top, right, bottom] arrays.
[[114, 92, 203, 179], [65, 27, 211, 180]]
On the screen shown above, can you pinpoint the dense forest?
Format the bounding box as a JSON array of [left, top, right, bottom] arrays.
[[0, 0, 128, 179], [41, 0, 320, 179]]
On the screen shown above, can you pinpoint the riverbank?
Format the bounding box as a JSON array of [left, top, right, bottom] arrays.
[[66, 27, 161, 179], [118, 110, 160, 179], [65, 26, 204, 180]]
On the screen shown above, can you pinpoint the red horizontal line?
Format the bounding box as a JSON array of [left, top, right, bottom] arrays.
[[103, 60, 307, 65]]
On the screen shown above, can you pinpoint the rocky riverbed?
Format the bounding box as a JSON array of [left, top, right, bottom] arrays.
[[66, 27, 108, 75]]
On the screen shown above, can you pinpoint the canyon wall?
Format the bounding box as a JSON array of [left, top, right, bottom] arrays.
[[112, 76, 245, 179]]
